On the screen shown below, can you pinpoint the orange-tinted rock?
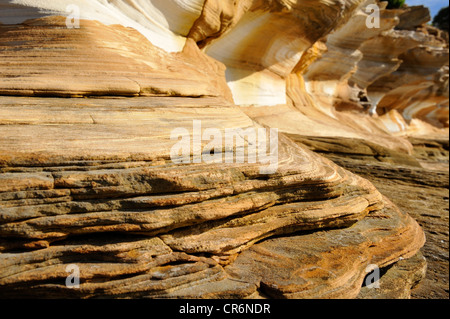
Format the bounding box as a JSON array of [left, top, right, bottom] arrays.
[[0, 0, 444, 299], [0, 17, 232, 101]]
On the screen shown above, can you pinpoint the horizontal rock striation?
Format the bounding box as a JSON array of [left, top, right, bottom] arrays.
[[0, 0, 445, 299], [0, 16, 232, 100], [0, 95, 425, 298], [291, 133, 448, 298], [0, 97, 381, 249]]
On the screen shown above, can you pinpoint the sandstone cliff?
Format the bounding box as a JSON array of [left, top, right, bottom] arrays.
[[0, 0, 448, 299]]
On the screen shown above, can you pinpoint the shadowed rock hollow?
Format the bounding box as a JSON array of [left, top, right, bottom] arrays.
[[0, 0, 448, 299]]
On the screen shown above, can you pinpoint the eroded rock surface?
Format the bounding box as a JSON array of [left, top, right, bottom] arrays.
[[294, 135, 448, 298], [0, 93, 428, 299], [0, 0, 448, 299]]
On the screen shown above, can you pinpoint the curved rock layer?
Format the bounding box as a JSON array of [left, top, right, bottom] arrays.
[[0, 0, 443, 299], [0, 0, 447, 133], [0, 96, 425, 298], [0, 0, 205, 52], [284, 2, 448, 142], [0, 16, 232, 101], [0, 97, 381, 250]]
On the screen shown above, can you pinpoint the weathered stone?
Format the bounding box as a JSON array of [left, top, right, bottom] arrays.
[[225, 198, 425, 299], [0, 0, 446, 299], [358, 251, 427, 299], [297, 135, 449, 299]]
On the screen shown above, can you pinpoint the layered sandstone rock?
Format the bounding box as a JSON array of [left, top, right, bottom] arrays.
[[0, 16, 232, 100], [0, 97, 425, 298], [0, 0, 447, 299], [1, 0, 447, 131]]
